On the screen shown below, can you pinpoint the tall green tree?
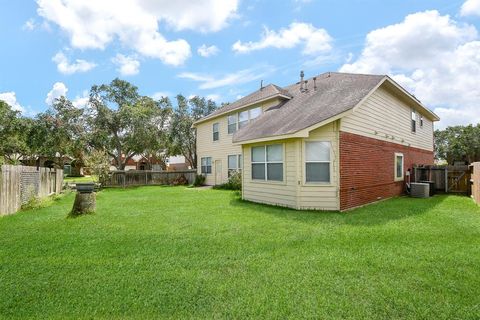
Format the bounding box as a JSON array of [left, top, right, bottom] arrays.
[[0, 100, 31, 164], [434, 124, 480, 164], [168, 95, 217, 168], [88, 78, 171, 170], [28, 96, 85, 169]]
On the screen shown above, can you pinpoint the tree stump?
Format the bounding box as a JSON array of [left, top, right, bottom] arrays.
[[70, 192, 96, 217]]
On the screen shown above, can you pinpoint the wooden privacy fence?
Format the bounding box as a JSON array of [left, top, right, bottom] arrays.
[[0, 165, 64, 216], [103, 170, 197, 187], [413, 165, 471, 194], [471, 162, 480, 205]]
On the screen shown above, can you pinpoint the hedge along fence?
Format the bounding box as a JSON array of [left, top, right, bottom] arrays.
[[471, 162, 480, 205], [0, 165, 64, 216], [103, 170, 197, 187]]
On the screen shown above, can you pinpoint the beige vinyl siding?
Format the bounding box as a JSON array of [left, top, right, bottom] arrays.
[[297, 122, 340, 210], [196, 98, 283, 185], [243, 139, 298, 208], [242, 122, 340, 211], [340, 84, 434, 151]]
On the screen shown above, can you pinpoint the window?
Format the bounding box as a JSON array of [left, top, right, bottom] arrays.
[[228, 154, 242, 176], [228, 115, 237, 134], [251, 144, 283, 181], [212, 123, 219, 141], [305, 141, 331, 183], [394, 153, 404, 181], [249, 107, 262, 120], [420, 115, 424, 128], [201, 157, 212, 174], [411, 110, 416, 133], [239, 111, 249, 129]]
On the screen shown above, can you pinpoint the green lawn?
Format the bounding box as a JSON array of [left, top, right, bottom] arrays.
[[1, 187, 479, 319], [64, 175, 96, 183]]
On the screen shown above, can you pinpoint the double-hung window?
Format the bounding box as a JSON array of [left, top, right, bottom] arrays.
[[394, 153, 404, 181], [305, 141, 331, 183], [228, 154, 242, 176], [249, 107, 262, 120], [238, 111, 249, 129], [201, 157, 212, 174], [251, 144, 283, 181], [228, 115, 237, 134], [212, 123, 219, 141]]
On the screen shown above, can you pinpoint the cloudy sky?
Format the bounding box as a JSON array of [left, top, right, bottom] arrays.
[[0, 0, 479, 128]]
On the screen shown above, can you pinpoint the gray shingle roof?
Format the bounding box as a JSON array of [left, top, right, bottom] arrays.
[[193, 84, 292, 124], [233, 72, 386, 143]]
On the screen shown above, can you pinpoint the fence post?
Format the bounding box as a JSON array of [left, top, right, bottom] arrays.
[[445, 167, 448, 193]]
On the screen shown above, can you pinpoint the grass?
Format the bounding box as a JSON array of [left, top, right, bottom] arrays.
[[64, 175, 96, 183], [1, 187, 479, 319]]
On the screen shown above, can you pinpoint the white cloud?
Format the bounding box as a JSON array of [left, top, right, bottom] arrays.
[[72, 90, 89, 109], [461, 0, 480, 16], [232, 22, 332, 55], [151, 91, 171, 100], [206, 94, 221, 102], [197, 44, 219, 57], [36, 0, 238, 66], [339, 10, 480, 128], [45, 82, 68, 105], [178, 67, 272, 90], [112, 54, 140, 76], [0, 92, 24, 112], [52, 51, 96, 74], [22, 19, 36, 31]]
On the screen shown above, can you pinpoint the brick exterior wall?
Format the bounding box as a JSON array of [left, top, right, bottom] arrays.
[[339, 132, 434, 211]]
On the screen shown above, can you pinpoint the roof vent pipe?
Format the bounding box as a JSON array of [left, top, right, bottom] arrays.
[[260, 80, 264, 90], [300, 70, 304, 92], [313, 77, 317, 91]]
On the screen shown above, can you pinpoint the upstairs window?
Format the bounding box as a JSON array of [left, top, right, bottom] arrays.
[[228, 115, 237, 134], [305, 141, 331, 183], [251, 144, 283, 181], [212, 123, 219, 141], [420, 115, 424, 128], [249, 107, 262, 120], [239, 111, 249, 129], [201, 157, 212, 174], [411, 110, 416, 133]]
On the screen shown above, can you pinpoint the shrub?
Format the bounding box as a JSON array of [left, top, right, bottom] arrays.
[[213, 171, 241, 190], [172, 174, 189, 186], [193, 174, 206, 187]]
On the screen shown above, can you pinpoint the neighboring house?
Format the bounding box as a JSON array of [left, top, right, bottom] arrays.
[[193, 72, 439, 211], [110, 154, 189, 171]]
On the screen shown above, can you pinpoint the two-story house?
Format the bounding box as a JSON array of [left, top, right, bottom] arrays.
[[193, 72, 439, 211]]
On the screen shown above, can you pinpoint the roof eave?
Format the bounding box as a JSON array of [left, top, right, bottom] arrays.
[[192, 93, 292, 126]]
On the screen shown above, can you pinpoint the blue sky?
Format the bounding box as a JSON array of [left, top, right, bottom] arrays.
[[0, 0, 479, 128]]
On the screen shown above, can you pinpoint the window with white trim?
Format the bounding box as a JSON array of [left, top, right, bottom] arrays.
[[249, 107, 262, 120], [201, 157, 212, 174], [212, 123, 219, 141], [394, 153, 404, 181], [238, 111, 249, 129], [228, 154, 242, 176], [228, 115, 237, 134], [305, 141, 331, 183], [411, 110, 416, 133], [251, 144, 283, 181]]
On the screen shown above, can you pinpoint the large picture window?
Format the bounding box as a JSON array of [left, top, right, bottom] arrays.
[[201, 157, 212, 174], [305, 141, 331, 183], [251, 144, 283, 181], [394, 153, 404, 181]]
